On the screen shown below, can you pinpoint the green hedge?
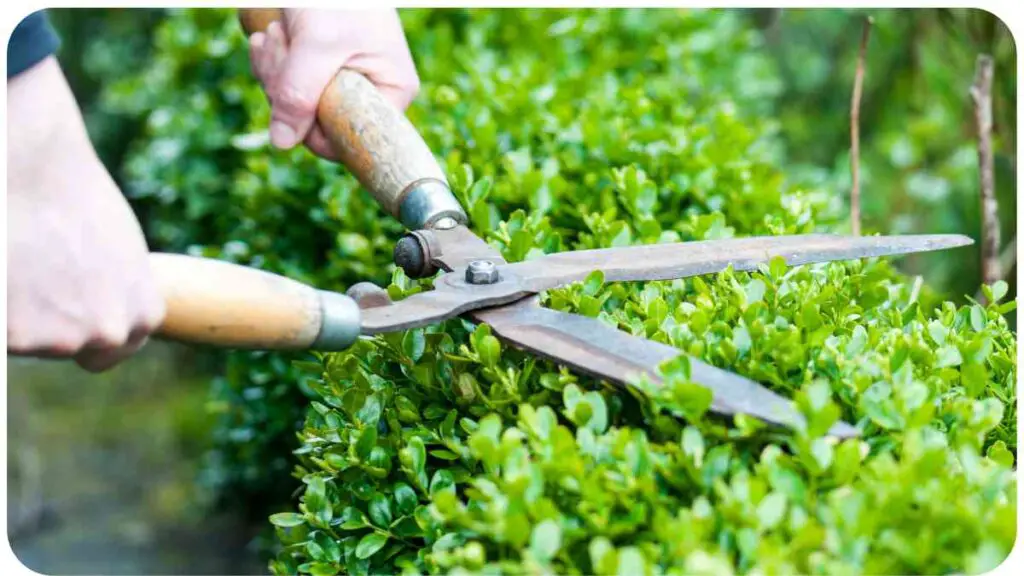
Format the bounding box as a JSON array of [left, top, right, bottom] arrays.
[[80, 8, 1014, 574]]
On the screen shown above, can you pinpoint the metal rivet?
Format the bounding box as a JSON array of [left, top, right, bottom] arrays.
[[465, 260, 500, 285]]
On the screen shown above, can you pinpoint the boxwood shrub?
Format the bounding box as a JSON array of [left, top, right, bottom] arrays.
[[97, 8, 1015, 574]]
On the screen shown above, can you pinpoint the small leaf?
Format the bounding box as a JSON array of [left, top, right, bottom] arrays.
[[356, 394, 382, 427], [681, 426, 705, 467], [769, 256, 788, 280], [987, 440, 1014, 468], [429, 469, 456, 497], [369, 493, 393, 527], [583, 270, 605, 296], [617, 547, 647, 576], [468, 176, 493, 205], [991, 280, 1009, 302], [269, 512, 305, 528], [970, 305, 986, 332], [530, 519, 562, 561], [338, 507, 368, 530], [355, 533, 388, 560], [393, 482, 418, 516], [402, 330, 426, 361], [961, 362, 989, 398], [757, 491, 787, 529], [355, 426, 377, 461], [936, 345, 963, 368], [745, 279, 766, 305]]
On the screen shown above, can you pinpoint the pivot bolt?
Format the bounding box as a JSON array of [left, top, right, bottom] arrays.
[[465, 260, 500, 285]]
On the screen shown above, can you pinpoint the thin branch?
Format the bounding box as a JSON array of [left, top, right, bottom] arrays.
[[970, 54, 1000, 294], [850, 16, 873, 236], [998, 235, 1016, 276], [974, 235, 1015, 303]]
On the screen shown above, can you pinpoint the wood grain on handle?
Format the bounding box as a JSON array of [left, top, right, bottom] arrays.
[[150, 253, 359, 351], [238, 8, 462, 229], [238, 8, 284, 36]]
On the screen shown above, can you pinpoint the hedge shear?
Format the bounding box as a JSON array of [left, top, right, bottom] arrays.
[[148, 9, 973, 439]]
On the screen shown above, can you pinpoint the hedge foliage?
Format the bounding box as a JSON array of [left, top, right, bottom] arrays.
[[90, 8, 1015, 574]]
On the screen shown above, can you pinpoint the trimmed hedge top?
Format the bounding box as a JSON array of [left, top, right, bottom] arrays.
[[98, 8, 1015, 575]]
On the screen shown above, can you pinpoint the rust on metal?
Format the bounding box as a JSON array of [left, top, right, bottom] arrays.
[[469, 296, 860, 439], [361, 233, 973, 334]]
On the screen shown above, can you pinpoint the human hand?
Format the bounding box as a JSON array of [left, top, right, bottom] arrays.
[[246, 8, 420, 160], [7, 56, 166, 372]]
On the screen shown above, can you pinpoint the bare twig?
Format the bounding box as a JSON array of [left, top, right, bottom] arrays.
[[998, 235, 1016, 275], [850, 16, 873, 236], [970, 54, 1000, 294]]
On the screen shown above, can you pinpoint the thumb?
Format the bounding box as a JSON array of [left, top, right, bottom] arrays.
[[269, 40, 349, 150]]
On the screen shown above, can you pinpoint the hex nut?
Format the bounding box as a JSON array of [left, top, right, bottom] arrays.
[[465, 260, 500, 285]]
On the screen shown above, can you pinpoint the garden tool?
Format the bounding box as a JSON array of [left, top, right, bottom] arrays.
[[147, 8, 974, 440]]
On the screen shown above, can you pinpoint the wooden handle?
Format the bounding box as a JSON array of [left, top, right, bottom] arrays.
[[238, 8, 465, 230], [150, 253, 360, 351]]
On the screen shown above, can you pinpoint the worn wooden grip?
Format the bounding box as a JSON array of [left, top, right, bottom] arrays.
[[317, 70, 448, 217], [150, 253, 325, 350], [238, 8, 284, 36]]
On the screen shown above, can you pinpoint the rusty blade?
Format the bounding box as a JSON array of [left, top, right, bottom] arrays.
[[507, 233, 973, 292], [429, 225, 507, 271], [363, 232, 972, 335], [469, 296, 859, 439]]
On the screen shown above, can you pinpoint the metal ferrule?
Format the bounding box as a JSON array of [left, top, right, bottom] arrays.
[[312, 291, 362, 350], [398, 179, 467, 231]]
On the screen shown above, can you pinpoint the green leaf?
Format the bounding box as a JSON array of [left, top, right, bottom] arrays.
[[961, 362, 989, 397], [400, 437, 428, 491], [355, 426, 377, 462], [583, 269, 605, 296], [393, 482, 418, 516], [681, 426, 705, 467], [986, 440, 1014, 468], [402, 329, 426, 361], [530, 519, 562, 562], [617, 547, 647, 576], [468, 176, 493, 205], [338, 507, 368, 530], [936, 345, 963, 368], [744, 279, 766, 305], [356, 394, 382, 427], [355, 533, 389, 560], [369, 493, 393, 526], [756, 491, 787, 529], [970, 305, 986, 332], [990, 280, 1009, 302], [269, 512, 305, 528], [429, 469, 456, 497]]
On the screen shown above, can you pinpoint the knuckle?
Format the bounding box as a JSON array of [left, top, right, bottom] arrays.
[[137, 304, 166, 334], [86, 320, 131, 350], [275, 84, 318, 114]]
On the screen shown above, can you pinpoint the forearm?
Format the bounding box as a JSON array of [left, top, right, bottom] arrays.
[[7, 54, 100, 198]]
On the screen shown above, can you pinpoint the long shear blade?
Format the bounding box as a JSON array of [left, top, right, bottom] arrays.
[[508, 233, 973, 292], [470, 297, 859, 438], [361, 233, 972, 334]]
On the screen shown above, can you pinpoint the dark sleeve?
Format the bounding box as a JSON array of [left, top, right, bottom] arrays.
[[7, 10, 61, 80]]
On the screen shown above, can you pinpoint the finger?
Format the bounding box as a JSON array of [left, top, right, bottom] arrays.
[[74, 330, 149, 373], [267, 37, 351, 151], [343, 53, 420, 112], [248, 31, 266, 79], [304, 125, 337, 160], [253, 23, 288, 90]]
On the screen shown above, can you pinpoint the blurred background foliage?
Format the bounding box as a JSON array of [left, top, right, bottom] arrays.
[[8, 7, 1015, 574]]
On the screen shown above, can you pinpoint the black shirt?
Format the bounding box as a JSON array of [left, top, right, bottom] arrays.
[[7, 10, 61, 79]]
